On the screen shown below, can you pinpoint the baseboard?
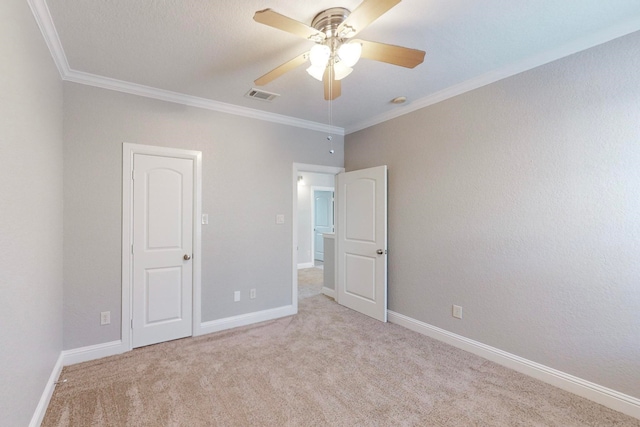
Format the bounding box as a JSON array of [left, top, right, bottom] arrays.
[[29, 353, 64, 427], [322, 287, 335, 299], [31, 341, 128, 425], [388, 310, 640, 420], [60, 305, 298, 365], [33, 308, 295, 424], [197, 305, 296, 336], [297, 262, 314, 269], [62, 340, 128, 366]]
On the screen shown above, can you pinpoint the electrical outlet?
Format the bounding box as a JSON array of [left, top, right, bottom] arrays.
[[234, 291, 241, 302], [452, 305, 462, 319], [250, 288, 256, 299], [100, 311, 111, 325]]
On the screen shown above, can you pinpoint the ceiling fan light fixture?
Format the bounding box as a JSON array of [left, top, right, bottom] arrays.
[[333, 62, 353, 80], [309, 44, 331, 67], [337, 42, 362, 68], [252, 2, 425, 99], [306, 64, 326, 81]]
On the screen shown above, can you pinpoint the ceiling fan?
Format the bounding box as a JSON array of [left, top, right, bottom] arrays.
[[253, 0, 426, 100]]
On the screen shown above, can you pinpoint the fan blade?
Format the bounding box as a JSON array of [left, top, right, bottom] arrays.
[[254, 52, 309, 86], [336, 0, 401, 38], [355, 39, 425, 68], [254, 9, 326, 42], [323, 66, 341, 100]]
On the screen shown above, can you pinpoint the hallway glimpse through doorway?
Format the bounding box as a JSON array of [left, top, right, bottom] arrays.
[[298, 263, 323, 300]]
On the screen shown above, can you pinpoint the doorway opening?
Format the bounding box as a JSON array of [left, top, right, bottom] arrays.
[[299, 178, 334, 300], [292, 164, 343, 312]]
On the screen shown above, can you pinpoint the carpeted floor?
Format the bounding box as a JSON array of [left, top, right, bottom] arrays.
[[42, 294, 639, 426], [297, 267, 324, 300]]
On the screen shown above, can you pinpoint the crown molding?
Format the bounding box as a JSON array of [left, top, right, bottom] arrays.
[[28, 0, 640, 137], [27, 0, 69, 76], [345, 17, 640, 135], [27, 0, 344, 136], [64, 70, 345, 135]]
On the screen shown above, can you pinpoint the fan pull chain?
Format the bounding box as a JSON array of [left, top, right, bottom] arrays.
[[327, 74, 335, 154]]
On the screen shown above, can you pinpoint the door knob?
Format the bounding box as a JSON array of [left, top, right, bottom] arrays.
[[183, 254, 191, 260], [377, 249, 385, 255]]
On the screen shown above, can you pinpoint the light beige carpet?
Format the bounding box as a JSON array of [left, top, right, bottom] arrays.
[[297, 267, 324, 300], [43, 295, 639, 426]]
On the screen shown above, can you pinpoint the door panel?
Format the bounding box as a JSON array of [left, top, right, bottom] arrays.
[[146, 267, 182, 323], [345, 254, 376, 301], [337, 166, 387, 322], [345, 179, 376, 242], [133, 154, 193, 348], [147, 169, 183, 249]]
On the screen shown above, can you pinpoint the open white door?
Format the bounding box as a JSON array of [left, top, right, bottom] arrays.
[[336, 165, 387, 322]]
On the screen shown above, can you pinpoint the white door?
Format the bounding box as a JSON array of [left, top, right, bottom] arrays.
[[336, 166, 387, 322], [314, 190, 334, 262], [132, 154, 194, 348]]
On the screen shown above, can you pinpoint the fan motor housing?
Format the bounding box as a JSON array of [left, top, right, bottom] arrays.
[[311, 7, 350, 37]]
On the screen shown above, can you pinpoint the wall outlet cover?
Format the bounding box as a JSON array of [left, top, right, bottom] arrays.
[[100, 311, 111, 325]]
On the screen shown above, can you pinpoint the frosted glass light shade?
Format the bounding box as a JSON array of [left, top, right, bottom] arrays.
[[309, 44, 331, 67], [337, 42, 362, 68], [333, 62, 353, 80], [306, 65, 326, 81]]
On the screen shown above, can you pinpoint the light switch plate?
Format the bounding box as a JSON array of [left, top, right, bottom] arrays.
[[202, 214, 208, 225], [452, 305, 463, 319], [276, 214, 285, 224]]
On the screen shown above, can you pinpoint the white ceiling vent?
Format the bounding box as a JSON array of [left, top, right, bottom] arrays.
[[245, 88, 280, 102]]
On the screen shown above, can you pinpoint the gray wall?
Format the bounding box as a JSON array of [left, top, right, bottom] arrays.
[[63, 82, 344, 349], [345, 31, 640, 399], [0, 0, 64, 425]]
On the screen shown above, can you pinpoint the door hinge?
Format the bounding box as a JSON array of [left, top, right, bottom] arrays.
[[131, 319, 133, 329], [131, 170, 135, 180], [131, 244, 134, 254]]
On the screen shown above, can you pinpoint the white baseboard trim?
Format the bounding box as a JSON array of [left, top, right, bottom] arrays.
[[297, 262, 314, 269], [33, 307, 297, 424], [197, 305, 296, 336], [388, 310, 640, 420], [322, 287, 335, 299], [29, 353, 64, 427], [62, 340, 128, 366], [60, 305, 299, 366]]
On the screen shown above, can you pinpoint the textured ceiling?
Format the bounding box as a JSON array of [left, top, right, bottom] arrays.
[[45, 0, 640, 132]]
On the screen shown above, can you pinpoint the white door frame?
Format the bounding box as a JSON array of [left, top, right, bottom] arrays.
[[310, 186, 335, 263], [122, 143, 202, 351], [292, 163, 343, 312]]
